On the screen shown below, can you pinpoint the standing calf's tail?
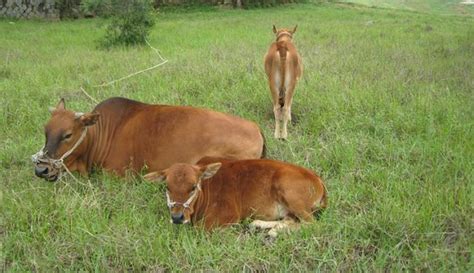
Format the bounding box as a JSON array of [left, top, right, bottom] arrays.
[[276, 41, 288, 107], [260, 131, 267, 158]]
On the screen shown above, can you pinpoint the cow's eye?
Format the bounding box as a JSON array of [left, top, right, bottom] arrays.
[[63, 133, 72, 140]]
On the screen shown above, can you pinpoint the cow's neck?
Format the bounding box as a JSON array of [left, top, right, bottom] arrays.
[[192, 181, 211, 224], [83, 114, 115, 172]]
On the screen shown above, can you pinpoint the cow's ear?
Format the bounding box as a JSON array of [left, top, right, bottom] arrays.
[[143, 170, 167, 183], [78, 112, 100, 126], [272, 25, 277, 34], [200, 163, 222, 180], [291, 25, 297, 34]]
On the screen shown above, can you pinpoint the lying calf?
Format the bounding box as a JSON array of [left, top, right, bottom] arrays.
[[144, 157, 327, 237]]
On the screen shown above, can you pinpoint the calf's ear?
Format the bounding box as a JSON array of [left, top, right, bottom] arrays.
[[292, 25, 298, 34], [49, 98, 65, 114], [200, 163, 222, 180], [56, 98, 66, 110], [143, 170, 167, 182], [78, 112, 100, 126]]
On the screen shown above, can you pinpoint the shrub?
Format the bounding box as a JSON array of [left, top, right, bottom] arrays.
[[80, 0, 114, 17], [56, 0, 82, 18], [100, 0, 155, 48]]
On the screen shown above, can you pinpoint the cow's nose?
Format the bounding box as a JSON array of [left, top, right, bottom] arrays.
[[35, 165, 49, 177], [171, 212, 184, 224]]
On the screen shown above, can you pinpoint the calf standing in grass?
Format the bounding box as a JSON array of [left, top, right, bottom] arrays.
[[264, 25, 303, 139], [144, 157, 327, 237]]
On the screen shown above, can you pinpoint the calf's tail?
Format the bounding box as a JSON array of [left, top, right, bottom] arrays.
[[276, 40, 288, 107], [260, 131, 267, 159]]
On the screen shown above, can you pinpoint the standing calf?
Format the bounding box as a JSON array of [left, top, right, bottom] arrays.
[[264, 25, 303, 139], [144, 158, 327, 237]]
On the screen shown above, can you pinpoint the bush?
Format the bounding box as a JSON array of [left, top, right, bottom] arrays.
[[240, 0, 307, 8], [80, 0, 114, 17], [100, 0, 155, 48], [56, 0, 82, 18]]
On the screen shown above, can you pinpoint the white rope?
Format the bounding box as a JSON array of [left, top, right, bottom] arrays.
[[93, 39, 168, 88], [166, 182, 202, 209], [31, 127, 88, 182]]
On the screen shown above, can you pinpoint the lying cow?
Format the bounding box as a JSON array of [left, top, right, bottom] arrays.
[[33, 97, 265, 181], [144, 157, 327, 237]]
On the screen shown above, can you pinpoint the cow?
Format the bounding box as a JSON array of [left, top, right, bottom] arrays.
[[32, 97, 265, 181], [144, 157, 327, 237], [264, 25, 303, 139]]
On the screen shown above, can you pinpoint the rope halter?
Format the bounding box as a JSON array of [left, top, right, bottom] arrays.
[[166, 181, 202, 210], [31, 127, 88, 180]]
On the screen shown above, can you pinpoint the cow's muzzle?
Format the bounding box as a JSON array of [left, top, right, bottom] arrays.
[[171, 212, 185, 224], [34, 164, 59, 181]]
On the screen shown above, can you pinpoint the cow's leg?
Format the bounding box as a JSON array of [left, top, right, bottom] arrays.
[[268, 218, 299, 237], [273, 105, 282, 139], [281, 100, 292, 139], [269, 71, 282, 139], [249, 219, 281, 230], [281, 74, 296, 139]]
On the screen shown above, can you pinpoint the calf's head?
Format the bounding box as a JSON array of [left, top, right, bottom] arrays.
[[33, 98, 99, 181], [272, 25, 297, 41], [144, 163, 222, 225]]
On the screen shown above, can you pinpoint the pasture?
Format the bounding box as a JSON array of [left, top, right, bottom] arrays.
[[1, 2, 473, 271]]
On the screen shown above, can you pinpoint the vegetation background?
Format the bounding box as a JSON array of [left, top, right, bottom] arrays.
[[1, 0, 473, 271]]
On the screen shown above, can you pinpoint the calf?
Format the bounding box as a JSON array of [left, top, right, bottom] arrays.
[[144, 158, 327, 237], [264, 25, 303, 139]]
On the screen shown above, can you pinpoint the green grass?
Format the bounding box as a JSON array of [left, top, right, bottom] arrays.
[[340, 0, 474, 15], [1, 2, 473, 271]]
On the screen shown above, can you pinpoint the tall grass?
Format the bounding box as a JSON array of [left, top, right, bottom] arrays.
[[1, 2, 473, 271]]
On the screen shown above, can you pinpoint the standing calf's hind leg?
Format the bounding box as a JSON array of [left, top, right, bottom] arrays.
[[281, 80, 296, 139], [281, 106, 290, 139], [273, 105, 282, 139]]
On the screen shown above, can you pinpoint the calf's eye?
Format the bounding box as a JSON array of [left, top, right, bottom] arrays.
[[63, 133, 72, 140]]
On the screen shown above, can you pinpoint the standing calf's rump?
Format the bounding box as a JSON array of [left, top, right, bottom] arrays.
[[33, 97, 265, 181], [144, 157, 327, 237], [264, 25, 303, 139]]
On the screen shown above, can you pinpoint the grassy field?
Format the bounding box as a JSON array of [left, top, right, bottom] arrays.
[[1, 2, 473, 272], [340, 0, 474, 15]]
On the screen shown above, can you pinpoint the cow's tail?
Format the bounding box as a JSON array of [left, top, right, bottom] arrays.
[[260, 131, 267, 159], [276, 40, 288, 107]]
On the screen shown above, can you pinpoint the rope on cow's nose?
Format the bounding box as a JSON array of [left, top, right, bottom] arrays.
[[31, 127, 88, 183]]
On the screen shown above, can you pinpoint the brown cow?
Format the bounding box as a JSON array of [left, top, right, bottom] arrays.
[[33, 97, 265, 181], [264, 25, 303, 139], [144, 157, 327, 237]]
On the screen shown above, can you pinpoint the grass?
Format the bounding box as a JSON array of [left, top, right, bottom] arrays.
[[1, 2, 473, 272], [340, 0, 474, 15]]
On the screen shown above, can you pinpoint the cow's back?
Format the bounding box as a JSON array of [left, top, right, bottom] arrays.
[[197, 159, 325, 226], [95, 98, 264, 174]]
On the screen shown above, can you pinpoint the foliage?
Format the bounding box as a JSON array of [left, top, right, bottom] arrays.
[[56, 0, 82, 18], [80, 0, 114, 17], [1, 3, 473, 271], [100, 0, 155, 48], [240, 0, 306, 8]]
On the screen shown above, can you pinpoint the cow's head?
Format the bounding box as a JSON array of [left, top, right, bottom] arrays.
[[144, 162, 222, 225], [33, 98, 99, 181], [273, 25, 297, 41]]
